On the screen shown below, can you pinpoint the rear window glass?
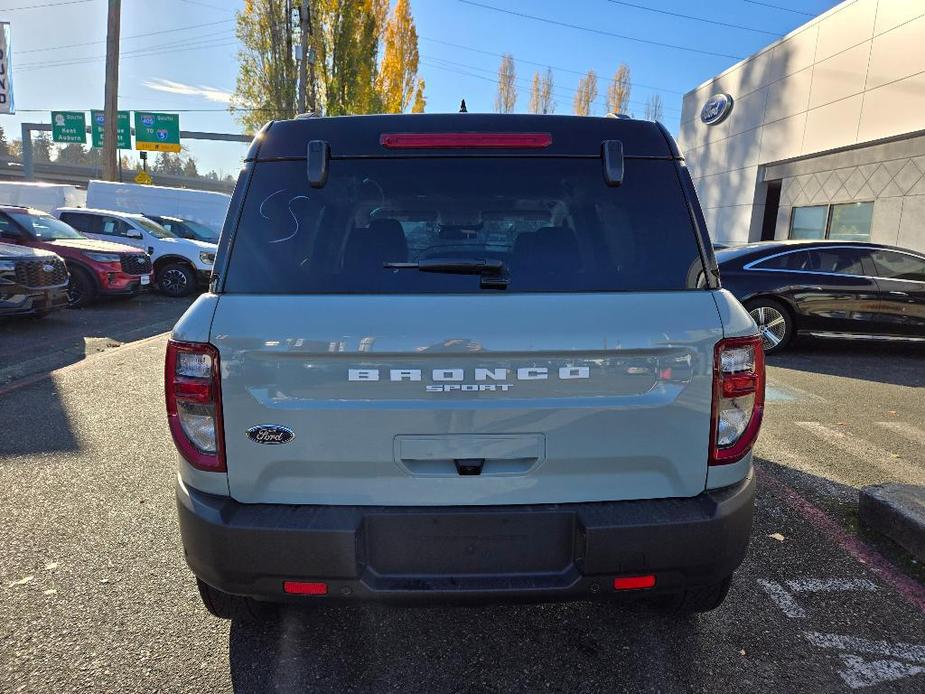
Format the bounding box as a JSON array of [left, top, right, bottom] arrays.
[[224, 158, 705, 294]]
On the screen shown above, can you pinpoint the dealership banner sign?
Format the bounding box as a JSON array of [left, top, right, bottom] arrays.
[[0, 22, 13, 114]]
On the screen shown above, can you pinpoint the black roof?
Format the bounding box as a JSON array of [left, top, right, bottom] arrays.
[[246, 113, 680, 161], [716, 239, 925, 263]]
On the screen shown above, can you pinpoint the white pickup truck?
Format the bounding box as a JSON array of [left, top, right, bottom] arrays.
[[55, 207, 216, 296]]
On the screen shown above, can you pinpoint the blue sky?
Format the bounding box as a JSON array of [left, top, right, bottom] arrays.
[[3, 0, 841, 174]]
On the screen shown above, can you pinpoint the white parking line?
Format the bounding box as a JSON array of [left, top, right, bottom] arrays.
[[875, 421, 925, 447], [786, 578, 878, 593], [803, 632, 925, 664], [795, 422, 925, 484], [758, 579, 806, 618]]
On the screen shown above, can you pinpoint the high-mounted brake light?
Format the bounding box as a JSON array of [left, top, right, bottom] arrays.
[[165, 340, 225, 472], [379, 132, 552, 149], [710, 335, 765, 466]]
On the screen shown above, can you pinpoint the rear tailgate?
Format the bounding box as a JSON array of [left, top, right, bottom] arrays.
[[212, 292, 721, 505]]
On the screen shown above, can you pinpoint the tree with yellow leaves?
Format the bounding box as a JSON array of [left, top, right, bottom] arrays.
[[606, 64, 631, 116], [378, 0, 425, 113], [573, 69, 598, 117], [528, 68, 555, 114], [495, 54, 517, 113]]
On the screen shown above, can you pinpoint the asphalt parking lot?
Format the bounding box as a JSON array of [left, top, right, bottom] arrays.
[[1, 309, 924, 693]]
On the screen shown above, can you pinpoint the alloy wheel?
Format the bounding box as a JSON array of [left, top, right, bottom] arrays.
[[750, 305, 787, 351], [160, 268, 189, 296]]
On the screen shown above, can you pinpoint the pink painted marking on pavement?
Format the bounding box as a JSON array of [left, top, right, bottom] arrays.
[[757, 467, 925, 615]]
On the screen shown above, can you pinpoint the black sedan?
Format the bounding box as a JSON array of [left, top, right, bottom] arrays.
[[716, 240, 925, 354]]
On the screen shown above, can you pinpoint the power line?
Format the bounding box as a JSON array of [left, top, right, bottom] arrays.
[[17, 18, 235, 54], [4, 0, 94, 10], [743, 0, 815, 16], [605, 0, 781, 37], [419, 35, 684, 95], [175, 0, 234, 12], [456, 0, 743, 60], [15, 37, 239, 72], [420, 58, 674, 116], [422, 55, 681, 114]]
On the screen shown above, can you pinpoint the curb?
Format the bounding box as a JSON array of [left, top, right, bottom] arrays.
[[859, 484, 925, 563]]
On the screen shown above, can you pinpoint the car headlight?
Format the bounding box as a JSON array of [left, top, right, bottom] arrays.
[[199, 252, 215, 265], [0, 260, 16, 272], [84, 252, 121, 263]]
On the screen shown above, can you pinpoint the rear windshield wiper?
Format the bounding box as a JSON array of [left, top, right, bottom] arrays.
[[384, 258, 509, 289]]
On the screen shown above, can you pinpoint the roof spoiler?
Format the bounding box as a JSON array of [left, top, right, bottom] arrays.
[[307, 140, 330, 188], [602, 140, 624, 187]]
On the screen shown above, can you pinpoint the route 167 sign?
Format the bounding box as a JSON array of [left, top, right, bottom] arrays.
[[700, 93, 734, 126]]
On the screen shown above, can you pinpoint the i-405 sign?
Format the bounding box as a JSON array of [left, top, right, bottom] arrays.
[[134, 111, 180, 153]]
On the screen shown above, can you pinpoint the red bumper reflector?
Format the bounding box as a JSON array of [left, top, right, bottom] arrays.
[[283, 581, 328, 596], [379, 132, 552, 149], [613, 575, 656, 590]]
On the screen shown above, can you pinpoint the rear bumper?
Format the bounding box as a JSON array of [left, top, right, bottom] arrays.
[[177, 471, 755, 604]]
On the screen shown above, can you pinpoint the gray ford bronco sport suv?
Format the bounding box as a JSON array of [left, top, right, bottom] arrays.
[[168, 113, 764, 618]]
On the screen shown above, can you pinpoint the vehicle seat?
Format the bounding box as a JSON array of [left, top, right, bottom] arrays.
[[343, 219, 408, 275]]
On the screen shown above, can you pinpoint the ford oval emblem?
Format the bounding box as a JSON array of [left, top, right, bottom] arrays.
[[700, 93, 734, 126], [245, 425, 295, 445]]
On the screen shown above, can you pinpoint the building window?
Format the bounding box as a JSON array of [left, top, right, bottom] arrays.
[[790, 205, 828, 239], [789, 202, 873, 241]]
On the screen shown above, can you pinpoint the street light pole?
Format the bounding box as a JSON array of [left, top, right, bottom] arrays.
[[101, 0, 121, 182]]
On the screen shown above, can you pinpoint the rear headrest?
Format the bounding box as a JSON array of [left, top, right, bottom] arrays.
[[534, 226, 579, 261], [344, 219, 408, 272]]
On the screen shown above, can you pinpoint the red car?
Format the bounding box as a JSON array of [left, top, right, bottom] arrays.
[[0, 205, 153, 307]]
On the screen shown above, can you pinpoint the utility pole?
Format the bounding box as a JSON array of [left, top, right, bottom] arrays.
[[297, 0, 309, 114], [101, 0, 121, 182]]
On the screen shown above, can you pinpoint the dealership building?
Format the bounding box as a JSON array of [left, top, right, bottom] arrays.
[[678, 0, 925, 254]]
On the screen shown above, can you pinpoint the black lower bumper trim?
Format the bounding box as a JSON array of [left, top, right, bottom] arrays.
[[177, 472, 755, 603]]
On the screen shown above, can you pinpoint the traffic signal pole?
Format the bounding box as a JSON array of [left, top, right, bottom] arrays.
[[101, 0, 121, 182]]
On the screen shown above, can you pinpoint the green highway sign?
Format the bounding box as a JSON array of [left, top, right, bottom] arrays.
[[51, 111, 86, 144], [91, 110, 131, 149], [134, 111, 180, 153]]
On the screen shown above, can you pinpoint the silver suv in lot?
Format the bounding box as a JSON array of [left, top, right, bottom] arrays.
[[168, 113, 764, 618]]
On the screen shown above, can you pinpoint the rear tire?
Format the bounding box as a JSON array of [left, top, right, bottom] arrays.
[[197, 578, 236, 619], [746, 298, 793, 354], [196, 578, 277, 621], [648, 575, 733, 615], [157, 263, 196, 297], [66, 266, 97, 308]]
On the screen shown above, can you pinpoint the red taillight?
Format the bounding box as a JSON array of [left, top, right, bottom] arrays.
[[165, 340, 225, 472], [283, 581, 328, 596], [613, 575, 656, 590], [710, 335, 765, 466], [379, 132, 552, 149]]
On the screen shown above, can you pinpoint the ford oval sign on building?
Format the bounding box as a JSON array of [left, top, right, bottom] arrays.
[[700, 93, 734, 126]]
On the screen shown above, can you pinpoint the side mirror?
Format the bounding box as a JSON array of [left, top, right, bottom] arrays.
[[125, 228, 143, 240]]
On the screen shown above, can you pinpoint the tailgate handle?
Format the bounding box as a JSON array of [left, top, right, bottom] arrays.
[[454, 458, 485, 476]]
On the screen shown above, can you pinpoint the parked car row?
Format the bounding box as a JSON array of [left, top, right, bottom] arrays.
[[0, 205, 219, 318], [0, 179, 229, 319]]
